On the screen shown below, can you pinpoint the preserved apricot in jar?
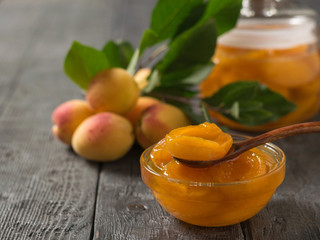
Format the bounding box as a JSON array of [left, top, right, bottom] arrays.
[[200, 18, 320, 131]]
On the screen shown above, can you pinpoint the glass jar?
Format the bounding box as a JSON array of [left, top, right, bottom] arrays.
[[200, 0, 320, 131]]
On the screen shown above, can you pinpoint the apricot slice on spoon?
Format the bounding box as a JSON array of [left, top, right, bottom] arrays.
[[165, 122, 233, 162], [168, 121, 320, 168]]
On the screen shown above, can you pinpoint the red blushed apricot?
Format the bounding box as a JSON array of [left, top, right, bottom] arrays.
[[125, 96, 159, 128], [71, 112, 134, 162], [51, 99, 94, 145], [135, 103, 191, 149], [165, 122, 233, 161], [86, 68, 139, 115]]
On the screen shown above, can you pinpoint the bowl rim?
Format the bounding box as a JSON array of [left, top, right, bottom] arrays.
[[140, 134, 286, 187]]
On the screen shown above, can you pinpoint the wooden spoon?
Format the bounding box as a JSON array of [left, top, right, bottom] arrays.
[[173, 121, 320, 168]]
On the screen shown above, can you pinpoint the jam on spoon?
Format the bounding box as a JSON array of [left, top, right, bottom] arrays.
[[167, 121, 320, 168]]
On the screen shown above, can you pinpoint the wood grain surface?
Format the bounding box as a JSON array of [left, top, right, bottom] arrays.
[[0, 0, 319, 239], [0, 0, 107, 239]]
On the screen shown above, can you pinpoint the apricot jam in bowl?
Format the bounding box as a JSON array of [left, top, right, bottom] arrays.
[[140, 130, 286, 227]]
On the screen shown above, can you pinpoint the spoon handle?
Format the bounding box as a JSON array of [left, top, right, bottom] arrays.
[[235, 121, 320, 151]]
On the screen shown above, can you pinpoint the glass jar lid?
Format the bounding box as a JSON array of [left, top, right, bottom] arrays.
[[218, 16, 317, 49]]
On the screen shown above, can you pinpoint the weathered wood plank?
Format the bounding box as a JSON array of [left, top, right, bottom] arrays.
[[93, 0, 320, 239], [93, 0, 249, 237], [240, 1, 320, 238], [0, 0, 44, 114], [95, 0, 248, 238], [92, 1, 239, 238], [94, 145, 245, 240], [1, 0, 320, 239], [94, 121, 320, 240], [241, 114, 320, 240], [0, 0, 120, 238], [87, 1, 243, 237]]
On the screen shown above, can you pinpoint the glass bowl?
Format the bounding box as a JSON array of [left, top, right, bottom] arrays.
[[140, 136, 286, 227]]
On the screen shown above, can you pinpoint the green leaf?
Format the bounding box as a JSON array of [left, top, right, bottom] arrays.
[[200, 101, 212, 123], [229, 101, 239, 119], [254, 86, 296, 118], [234, 109, 275, 126], [157, 17, 217, 73], [139, 0, 203, 55], [139, 30, 159, 56], [159, 62, 214, 86], [165, 99, 205, 124], [172, 0, 241, 39], [64, 41, 110, 89], [152, 84, 198, 97], [143, 63, 212, 95], [172, 3, 207, 40], [203, 81, 296, 126], [126, 49, 140, 75], [102, 40, 134, 68], [202, 0, 242, 35], [204, 81, 259, 107], [236, 100, 264, 112], [143, 69, 161, 93]]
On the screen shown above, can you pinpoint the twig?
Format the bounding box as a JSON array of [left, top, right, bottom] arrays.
[[149, 91, 194, 105], [140, 45, 168, 68]]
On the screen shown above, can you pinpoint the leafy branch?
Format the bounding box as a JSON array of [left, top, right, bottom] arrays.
[[139, 45, 168, 69], [63, 0, 296, 127]]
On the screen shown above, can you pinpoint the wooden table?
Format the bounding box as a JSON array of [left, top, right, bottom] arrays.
[[0, 0, 319, 239]]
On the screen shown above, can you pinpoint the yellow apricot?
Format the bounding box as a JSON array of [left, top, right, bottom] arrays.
[[51, 99, 94, 145], [134, 68, 151, 90], [125, 96, 159, 127], [136, 103, 191, 149], [72, 112, 134, 162], [261, 52, 319, 87], [86, 68, 139, 115]]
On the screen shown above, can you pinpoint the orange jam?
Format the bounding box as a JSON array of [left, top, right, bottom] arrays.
[[140, 123, 286, 226], [200, 18, 320, 131]]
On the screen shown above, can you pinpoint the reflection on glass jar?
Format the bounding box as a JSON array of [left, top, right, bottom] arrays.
[[201, 0, 320, 131]]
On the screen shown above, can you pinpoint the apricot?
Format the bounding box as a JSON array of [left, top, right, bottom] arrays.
[[261, 52, 319, 87], [51, 99, 95, 145], [125, 96, 159, 127], [200, 43, 320, 131], [134, 68, 151, 90], [86, 68, 139, 114], [165, 122, 233, 161], [149, 122, 269, 183], [136, 103, 191, 149], [72, 112, 134, 162]]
